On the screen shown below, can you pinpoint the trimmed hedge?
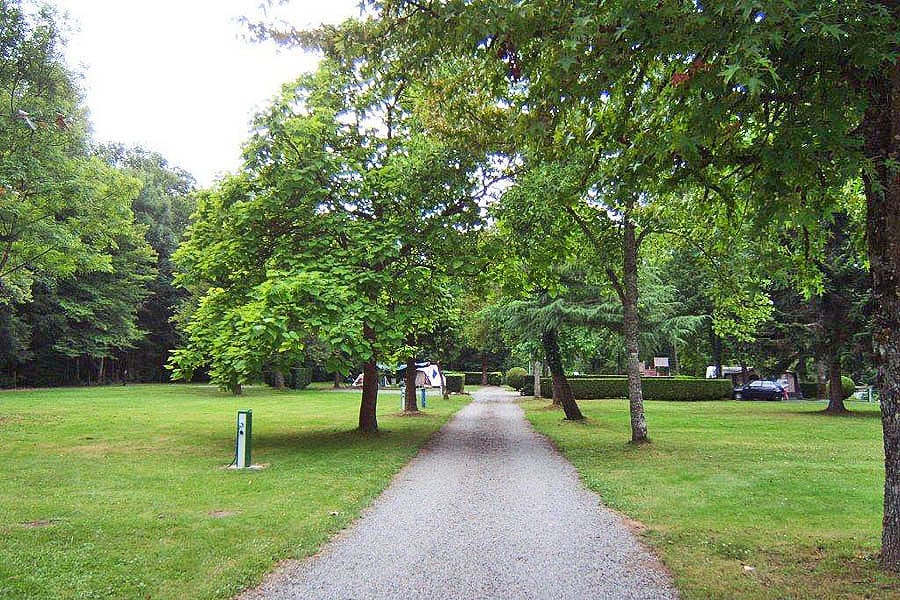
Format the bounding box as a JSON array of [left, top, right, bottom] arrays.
[[444, 373, 464, 394], [506, 367, 529, 390], [462, 371, 503, 386], [522, 376, 732, 401]]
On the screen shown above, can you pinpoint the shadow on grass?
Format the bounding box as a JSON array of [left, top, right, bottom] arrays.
[[247, 428, 423, 453], [767, 408, 883, 421]]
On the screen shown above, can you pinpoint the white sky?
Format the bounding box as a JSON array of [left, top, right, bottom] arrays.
[[58, 0, 361, 186]]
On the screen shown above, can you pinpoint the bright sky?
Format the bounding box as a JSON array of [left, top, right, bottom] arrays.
[[59, 0, 361, 186]]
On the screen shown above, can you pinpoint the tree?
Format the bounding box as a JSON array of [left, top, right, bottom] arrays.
[[97, 145, 197, 382], [172, 58, 487, 431]]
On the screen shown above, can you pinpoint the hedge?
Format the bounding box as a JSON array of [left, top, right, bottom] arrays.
[[505, 367, 529, 390], [462, 371, 503, 386], [444, 373, 465, 394], [521, 376, 732, 401]]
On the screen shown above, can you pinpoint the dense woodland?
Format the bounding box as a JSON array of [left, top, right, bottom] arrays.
[[2, 0, 899, 569]]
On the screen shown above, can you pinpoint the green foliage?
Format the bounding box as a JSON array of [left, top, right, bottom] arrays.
[[461, 371, 502, 386], [289, 366, 313, 390], [827, 375, 857, 400], [171, 58, 487, 393], [523, 377, 731, 401], [505, 366, 528, 390], [799, 381, 821, 399], [443, 373, 464, 393]]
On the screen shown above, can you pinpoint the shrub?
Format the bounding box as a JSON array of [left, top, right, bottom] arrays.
[[505, 367, 528, 390], [799, 382, 820, 399], [522, 376, 731, 400], [462, 371, 503, 386], [288, 366, 312, 390], [444, 373, 464, 394], [826, 375, 856, 400]]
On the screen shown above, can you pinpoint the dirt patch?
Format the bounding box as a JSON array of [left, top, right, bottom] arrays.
[[395, 410, 433, 418], [207, 510, 238, 518], [609, 508, 649, 534], [22, 519, 58, 529]]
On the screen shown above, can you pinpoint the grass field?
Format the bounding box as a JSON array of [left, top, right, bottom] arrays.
[[524, 398, 900, 599], [0, 384, 467, 600]]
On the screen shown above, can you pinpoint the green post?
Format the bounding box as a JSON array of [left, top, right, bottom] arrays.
[[236, 409, 252, 468]]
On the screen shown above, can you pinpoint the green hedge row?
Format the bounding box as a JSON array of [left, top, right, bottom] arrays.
[[521, 376, 732, 401], [461, 371, 503, 386], [444, 373, 465, 393]]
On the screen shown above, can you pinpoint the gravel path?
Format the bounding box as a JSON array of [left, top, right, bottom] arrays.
[[239, 387, 678, 600]]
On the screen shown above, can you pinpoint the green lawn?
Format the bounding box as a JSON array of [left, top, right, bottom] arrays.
[[1, 384, 467, 600], [524, 398, 900, 599]]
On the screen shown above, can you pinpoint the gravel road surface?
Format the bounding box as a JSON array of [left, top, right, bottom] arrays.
[[239, 387, 678, 600]]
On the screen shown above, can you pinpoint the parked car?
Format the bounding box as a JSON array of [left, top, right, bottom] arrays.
[[733, 380, 787, 401]]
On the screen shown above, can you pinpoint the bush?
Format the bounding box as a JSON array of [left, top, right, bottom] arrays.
[[444, 373, 464, 394], [505, 367, 529, 390], [521, 376, 731, 401], [462, 371, 503, 386], [826, 375, 856, 400], [799, 382, 820, 399], [288, 366, 312, 390]]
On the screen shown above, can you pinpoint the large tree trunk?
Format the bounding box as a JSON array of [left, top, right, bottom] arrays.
[[820, 213, 852, 414], [481, 352, 488, 386], [358, 325, 379, 432], [542, 328, 584, 421], [533, 359, 543, 399], [622, 213, 648, 443], [862, 57, 900, 570], [359, 359, 379, 432], [333, 371, 342, 388], [825, 354, 848, 414], [404, 357, 419, 413]]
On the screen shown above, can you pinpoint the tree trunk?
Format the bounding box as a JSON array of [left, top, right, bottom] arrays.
[[533, 359, 543, 399], [272, 369, 285, 390], [672, 341, 680, 376], [481, 352, 488, 386], [98, 356, 105, 385], [622, 213, 648, 443], [438, 361, 448, 399], [825, 354, 848, 414], [359, 358, 379, 432], [861, 56, 900, 570], [816, 356, 828, 400], [796, 354, 809, 383], [404, 357, 419, 413], [711, 328, 723, 379], [231, 381, 242, 395], [542, 328, 584, 420], [333, 371, 341, 388]]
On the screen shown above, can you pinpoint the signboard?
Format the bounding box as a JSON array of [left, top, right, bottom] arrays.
[[653, 357, 670, 368]]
